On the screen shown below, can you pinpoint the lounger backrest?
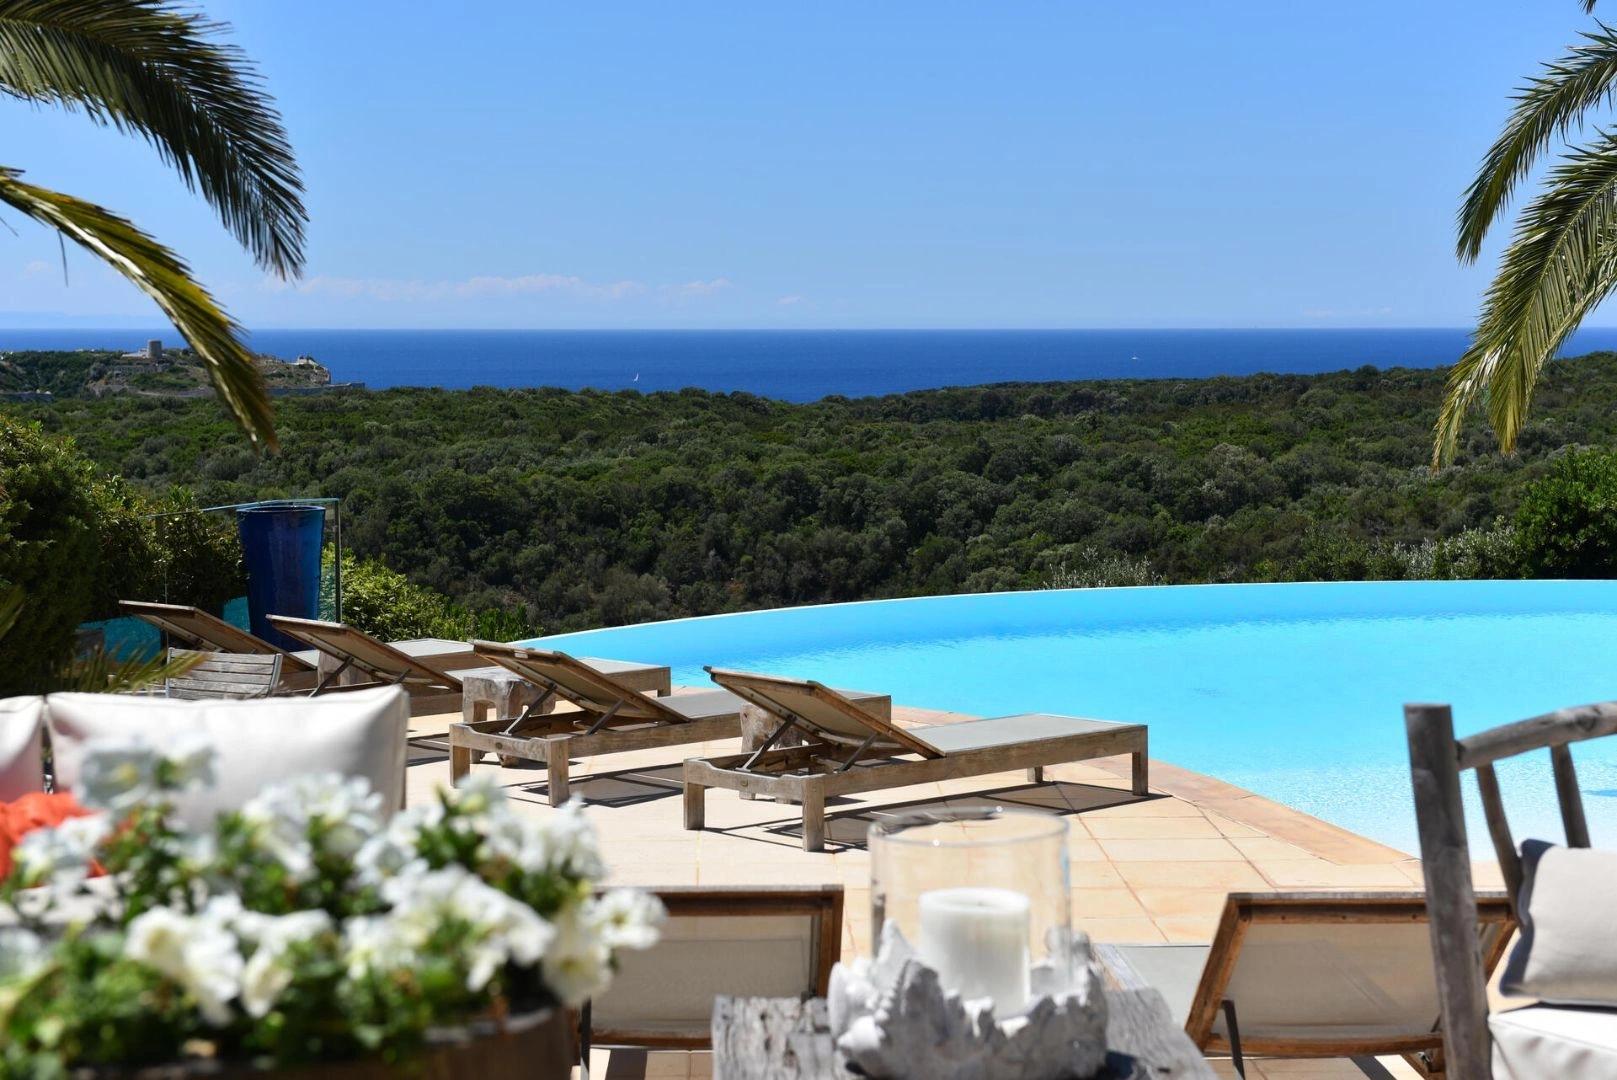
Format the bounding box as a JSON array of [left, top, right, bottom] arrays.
[[589, 885, 843, 1048], [120, 600, 316, 672], [267, 617, 461, 691], [471, 642, 675, 723], [166, 648, 282, 700], [1187, 891, 1514, 1058], [706, 668, 940, 757]]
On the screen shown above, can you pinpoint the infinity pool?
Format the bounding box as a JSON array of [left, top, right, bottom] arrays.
[[524, 581, 1617, 855]]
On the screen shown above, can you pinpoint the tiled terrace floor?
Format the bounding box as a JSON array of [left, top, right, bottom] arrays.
[[405, 697, 1495, 1080]]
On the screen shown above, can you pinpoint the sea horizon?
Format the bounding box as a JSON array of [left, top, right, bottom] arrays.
[[11, 325, 1617, 402]]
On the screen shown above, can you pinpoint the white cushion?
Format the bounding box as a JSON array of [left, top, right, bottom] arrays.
[[45, 687, 408, 828], [0, 697, 44, 800], [1501, 841, 1617, 1005], [1491, 1004, 1617, 1078]]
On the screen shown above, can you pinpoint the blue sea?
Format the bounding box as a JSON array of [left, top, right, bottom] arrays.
[[11, 327, 1617, 401]]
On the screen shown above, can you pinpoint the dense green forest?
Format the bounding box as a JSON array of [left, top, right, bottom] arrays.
[[12, 353, 1617, 633]]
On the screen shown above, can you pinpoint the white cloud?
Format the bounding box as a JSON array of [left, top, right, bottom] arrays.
[[22, 260, 53, 278], [659, 277, 732, 300], [263, 271, 654, 303], [776, 294, 806, 306]]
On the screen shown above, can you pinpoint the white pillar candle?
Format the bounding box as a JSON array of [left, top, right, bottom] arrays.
[[917, 886, 1031, 1014]]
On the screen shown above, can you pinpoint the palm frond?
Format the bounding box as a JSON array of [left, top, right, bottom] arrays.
[[60, 643, 196, 693], [0, 0, 304, 276], [1436, 131, 1617, 466], [0, 167, 275, 447], [1457, 21, 1617, 262]]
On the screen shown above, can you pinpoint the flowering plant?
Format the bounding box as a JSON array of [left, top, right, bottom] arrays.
[[0, 737, 662, 1074]]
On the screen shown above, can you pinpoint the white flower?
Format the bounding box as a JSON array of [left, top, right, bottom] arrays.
[[124, 906, 243, 1026], [162, 731, 217, 793], [535, 803, 605, 878], [353, 815, 426, 888], [587, 889, 665, 951], [76, 738, 161, 811], [75, 734, 218, 812], [341, 914, 415, 980], [240, 772, 384, 878], [237, 910, 332, 1018], [380, 866, 555, 991], [0, 928, 46, 982], [10, 813, 109, 891], [453, 772, 511, 819], [543, 906, 613, 1006]]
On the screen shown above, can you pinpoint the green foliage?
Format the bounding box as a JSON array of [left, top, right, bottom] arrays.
[[0, 416, 101, 695], [18, 352, 1617, 633], [1513, 447, 1617, 576], [0, 419, 241, 694], [1441, 17, 1617, 462], [331, 555, 539, 642]]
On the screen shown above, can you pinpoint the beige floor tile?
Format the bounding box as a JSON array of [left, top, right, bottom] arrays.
[[1076, 916, 1166, 943], [1255, 860, 1412, 889], [1097, 838, 1243, 862], [1084, 815, 1224, 840], [1082, 797, 1205, 818], [1133, 888, 1232, 921], [1116, 861, 1271, 891], [1071, 888, 1147, 919], [1071, 861, 1127, 888], [1156, 916, 1221, 943], [1203, 810, 1265, 838], [1230, 836, 1317, 861]]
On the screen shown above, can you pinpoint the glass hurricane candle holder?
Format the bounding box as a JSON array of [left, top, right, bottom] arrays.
[[869, 807, 1072, 1015]]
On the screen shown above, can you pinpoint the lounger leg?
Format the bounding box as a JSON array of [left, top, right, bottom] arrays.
[[1027, 766, 1045, 784], [545, 737, 572, 806], [1131, 749, 1149, 795], [683, 778, 706, 832], [801, 782, 827, 852], [450, 739, 473, 783]]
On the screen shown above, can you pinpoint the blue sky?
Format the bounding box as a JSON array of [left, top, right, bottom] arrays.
[[0, 2, 1606, 329]]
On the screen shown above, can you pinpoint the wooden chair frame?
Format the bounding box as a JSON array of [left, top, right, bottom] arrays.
[[121, 600, 318, 691], [449, 643, 734, 805], [578, 883, 843, 1067], [164, 648, 282, 700], [687, 668, 1148, 852], [1104, 891, 1512, 1078], [1407, 699, 1617, 1079]]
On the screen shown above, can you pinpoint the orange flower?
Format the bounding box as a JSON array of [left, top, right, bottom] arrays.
[[0, 791, 103, 880]]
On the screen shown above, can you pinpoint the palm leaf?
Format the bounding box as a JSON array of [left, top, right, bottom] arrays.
[[0, 167, 274, 447], [1457, 21, 1617, 262], [59, 641, 197, 693], [0, 0, 304, 275], [1436, 132, 1617, 465], [0, 585, 196, 692]]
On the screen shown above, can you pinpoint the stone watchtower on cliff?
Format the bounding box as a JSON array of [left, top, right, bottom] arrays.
[[146, 339, 161, 361]]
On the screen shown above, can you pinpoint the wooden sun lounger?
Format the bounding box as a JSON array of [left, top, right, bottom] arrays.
[[580, 884, 843, 1059], [1097, 891, 1515, 1078], [685, 668, 1148, 851], [266, 615, 464, 718], [121, 600, 320, 683], [448, 643, 889, 806]]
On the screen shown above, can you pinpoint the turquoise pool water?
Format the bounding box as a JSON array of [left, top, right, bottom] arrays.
[[524, 581, 1617, 855]]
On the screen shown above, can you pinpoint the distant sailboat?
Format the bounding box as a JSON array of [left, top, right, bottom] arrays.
[[632, 373, 640, 382]]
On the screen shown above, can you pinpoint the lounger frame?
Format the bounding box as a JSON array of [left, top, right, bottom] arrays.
[[449, 643, 739, 805], [686, 668, 1147, 851], [266, 616, 463, 718], [1169, 891, 1510, 1071], [580, 884, 843, 1058]]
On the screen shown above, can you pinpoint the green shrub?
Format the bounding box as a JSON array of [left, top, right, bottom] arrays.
[[0, 417, 101, 694], [1514, 449, 1617, 577], [330, 555, 538, 642]]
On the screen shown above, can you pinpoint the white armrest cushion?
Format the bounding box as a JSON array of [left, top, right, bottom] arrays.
[[1501, 841, 1617, 1005], [45, 687, 408, 828], [0, 696, 44, 801]]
